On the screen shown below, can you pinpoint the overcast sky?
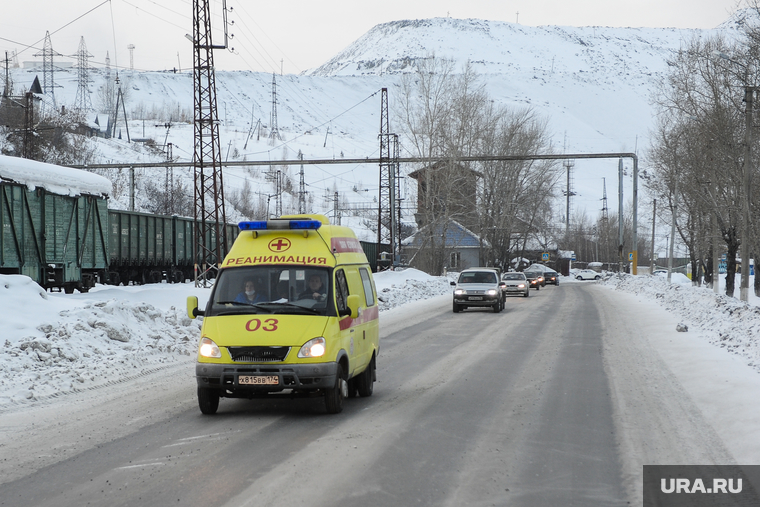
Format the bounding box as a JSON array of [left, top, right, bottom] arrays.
[[0, 0, 745, 75]]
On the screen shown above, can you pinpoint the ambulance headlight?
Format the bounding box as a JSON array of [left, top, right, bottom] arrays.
[[298, 337, 326, 358], [199, 337, 222, 358]]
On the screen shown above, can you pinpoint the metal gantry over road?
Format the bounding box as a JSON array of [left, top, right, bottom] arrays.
[[70, 151, 640, 275]]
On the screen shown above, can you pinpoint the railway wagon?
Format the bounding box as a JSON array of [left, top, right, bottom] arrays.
[[107, 210, 238, 285], [1, 155, 241, 291], [0, 156, 111, 293]]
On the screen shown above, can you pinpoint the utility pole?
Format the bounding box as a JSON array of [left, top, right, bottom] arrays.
[[601, 177, 608, 261], [667, 176, 678, 283], [713, 211, 720, 294], [22, 76, 42, 159], [564, 159, 575, 235], [618, 159, 624, 273], [127, 44, 135, 70], [2, 51, 11, 98], [740, 86, 754, 301], [650, 199, 656, 274], [276, 170, 282, 217], [298, 150, 306, 214], [111, 75, 130, 142]]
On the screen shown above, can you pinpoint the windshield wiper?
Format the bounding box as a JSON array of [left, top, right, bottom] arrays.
[[253, 302, 321, 315], [212, 301, 321, 315], [212, 301, 272, 315]]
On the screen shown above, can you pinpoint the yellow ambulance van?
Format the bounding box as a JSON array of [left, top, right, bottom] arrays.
[[186, 214, 379, 414]]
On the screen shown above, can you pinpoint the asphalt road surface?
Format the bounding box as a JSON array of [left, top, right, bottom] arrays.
[[0, 283, 736, 506]]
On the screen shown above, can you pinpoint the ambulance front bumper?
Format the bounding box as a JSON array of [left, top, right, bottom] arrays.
[[196, 362, 338, 391]]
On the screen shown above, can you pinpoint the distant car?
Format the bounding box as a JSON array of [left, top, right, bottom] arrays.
[[451, 269, 506, 313], [501, 272, 530, 297], [575, 269, 601, 280], [523, 270, 543, 290], [543, 270, 559, 285], [653, 269, 667, 276]]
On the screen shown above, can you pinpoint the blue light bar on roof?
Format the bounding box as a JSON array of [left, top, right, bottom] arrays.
[[238, 221, 268, 230], [238, 219, 321, 231]]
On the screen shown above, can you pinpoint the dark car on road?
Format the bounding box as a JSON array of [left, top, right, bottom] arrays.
[[543, 270, 559, 285], [523, 270, 544, 290]]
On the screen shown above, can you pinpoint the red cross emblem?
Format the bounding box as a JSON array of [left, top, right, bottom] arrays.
[[268, 237, 291, 252]]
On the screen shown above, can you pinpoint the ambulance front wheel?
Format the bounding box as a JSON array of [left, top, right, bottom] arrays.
[[325, 364, 347, 414], [198, 387, 220, 415]]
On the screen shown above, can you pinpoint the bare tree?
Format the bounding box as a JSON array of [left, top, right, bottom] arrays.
[[478, 108, 558, 269], [397, 57, 489, 273], [648, 34, 754, 296], [397, 56, 557, 274]]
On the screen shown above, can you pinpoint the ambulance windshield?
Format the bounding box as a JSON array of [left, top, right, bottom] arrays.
[[208, 266, 332, 316]]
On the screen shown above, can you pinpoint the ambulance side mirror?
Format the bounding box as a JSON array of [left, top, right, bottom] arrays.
[[346, 294, 361, 319], [187, 296, 204, 319]]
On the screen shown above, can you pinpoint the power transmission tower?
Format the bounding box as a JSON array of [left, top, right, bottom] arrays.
[[269, 73, 281, 141], [35, 31, 59, 113], [601, 177, 609, 223], [192, 0, 229, 286], [377, 88, 400, 268], [127, 44, 135, 70], [103, 52, 113, 115], [74, 37, 93, 112]]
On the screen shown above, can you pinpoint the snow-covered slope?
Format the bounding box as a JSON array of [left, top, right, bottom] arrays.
[[310, 17, 698, 80], [1, 15, 745, 232]]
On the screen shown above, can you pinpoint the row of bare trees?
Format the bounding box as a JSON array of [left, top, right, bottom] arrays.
[[647, 5, 760, 297], [396, 56, 559, 274]]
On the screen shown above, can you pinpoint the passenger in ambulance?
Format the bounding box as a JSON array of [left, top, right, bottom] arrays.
[[234, 277, 269, 304], [298, 273, 327, 301]]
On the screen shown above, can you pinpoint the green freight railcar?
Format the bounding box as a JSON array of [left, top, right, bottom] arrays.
[[0, 156, 111, 293], [108, 211, 239, 285], [108, 210, 179, 285]]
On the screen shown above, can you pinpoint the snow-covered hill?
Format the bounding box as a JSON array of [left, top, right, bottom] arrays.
[[1, 14, 745, 243], [311, 17, 697, 80]]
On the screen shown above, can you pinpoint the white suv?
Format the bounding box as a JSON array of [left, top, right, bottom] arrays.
[[451, 269, 506, 313]]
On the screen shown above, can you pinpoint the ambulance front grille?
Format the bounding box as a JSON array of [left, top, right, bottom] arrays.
[[227, 346, 290, 362]]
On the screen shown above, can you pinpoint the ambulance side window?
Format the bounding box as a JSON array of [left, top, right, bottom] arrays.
[[335, 269, 349, 315], [359, 268, 375, 307]]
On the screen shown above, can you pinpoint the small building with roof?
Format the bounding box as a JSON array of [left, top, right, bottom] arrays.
[[401, 219, 486, 274]]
